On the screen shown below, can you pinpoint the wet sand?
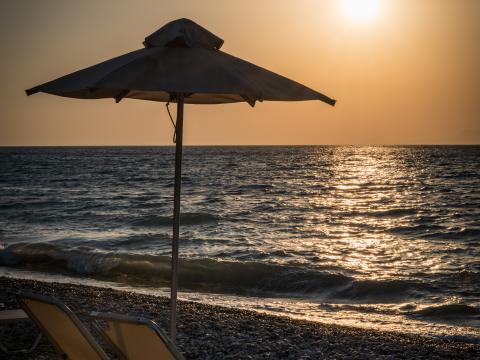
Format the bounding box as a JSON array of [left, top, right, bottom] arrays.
[[1, 276, 479, 359]]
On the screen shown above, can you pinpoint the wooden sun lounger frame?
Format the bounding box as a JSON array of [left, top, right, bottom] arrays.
[[90, 312, 185, 360], [16, 290, 109, 360]]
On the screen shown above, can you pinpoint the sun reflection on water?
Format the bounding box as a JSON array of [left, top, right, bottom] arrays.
[[269, 146, 468, 283]]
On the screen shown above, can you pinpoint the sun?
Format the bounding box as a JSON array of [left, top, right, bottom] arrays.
[[341, 0, 381, 23]]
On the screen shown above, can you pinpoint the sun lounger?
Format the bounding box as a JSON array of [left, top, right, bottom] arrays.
[[90, 312, 184, 360], [16, 291, 109, 360]]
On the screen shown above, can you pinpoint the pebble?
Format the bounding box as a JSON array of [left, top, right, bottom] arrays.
[[1, 276, 479, 359]]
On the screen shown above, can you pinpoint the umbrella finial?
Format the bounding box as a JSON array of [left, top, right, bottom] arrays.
[[143, 18, 224, 50]]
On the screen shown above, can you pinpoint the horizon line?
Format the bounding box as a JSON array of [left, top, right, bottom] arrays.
[[1, 144, 479, 148]]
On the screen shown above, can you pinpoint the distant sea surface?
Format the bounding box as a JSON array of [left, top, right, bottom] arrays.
[[1, 146, 479, 342]]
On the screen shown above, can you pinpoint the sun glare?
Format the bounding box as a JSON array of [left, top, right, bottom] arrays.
[[341, 0, 381, 23]]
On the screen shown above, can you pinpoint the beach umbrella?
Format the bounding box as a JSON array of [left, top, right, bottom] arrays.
[[26, 18, 336, 342]]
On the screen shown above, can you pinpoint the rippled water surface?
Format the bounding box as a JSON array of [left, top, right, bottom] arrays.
[[1, 146, 479, 340]]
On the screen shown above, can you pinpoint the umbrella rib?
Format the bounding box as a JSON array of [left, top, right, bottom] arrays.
[[115, 90, 130, 103], [88, 48, 160, 97]]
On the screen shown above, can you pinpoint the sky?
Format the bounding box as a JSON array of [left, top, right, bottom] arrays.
[[0, 0, 479, 146]]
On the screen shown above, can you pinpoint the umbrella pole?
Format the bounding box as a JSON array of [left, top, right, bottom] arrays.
[[170, 93, 184, 343]]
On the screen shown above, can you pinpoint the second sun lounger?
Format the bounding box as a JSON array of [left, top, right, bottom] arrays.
[[90, 312, 184, 360], [16, 291, 109, 360]]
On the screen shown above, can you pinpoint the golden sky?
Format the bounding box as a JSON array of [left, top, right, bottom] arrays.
[[1, 0, 479, 145]]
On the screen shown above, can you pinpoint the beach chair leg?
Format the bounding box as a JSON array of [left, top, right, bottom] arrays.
[[0, 332, 42, 354]]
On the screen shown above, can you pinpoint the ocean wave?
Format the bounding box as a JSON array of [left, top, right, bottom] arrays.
[[388, 224, 445, 237], [0, 242, 349, 294], [445, 228, 480, 239], [440, 270, 480, 283], [412, 304, 480, 320], [0, 242, 432, 302], [329, 279, 430, 303], [130, 212, 219, 227], [369, 208, 418, 217], [238, 184, 274, 191], [344, 208, 418, 218], [318, 303, 399, 316], [0, 202, 28, 210], [84, 233, 172, 250]]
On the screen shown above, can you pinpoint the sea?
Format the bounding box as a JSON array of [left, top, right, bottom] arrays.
[[1, 146, 479, 343]]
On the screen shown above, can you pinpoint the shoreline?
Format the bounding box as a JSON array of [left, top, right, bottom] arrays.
[[1, 276, 479, 359]]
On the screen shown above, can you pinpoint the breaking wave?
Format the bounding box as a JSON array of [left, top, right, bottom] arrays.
[[413, 304, 480, 320], [0, 242, 433, 302]]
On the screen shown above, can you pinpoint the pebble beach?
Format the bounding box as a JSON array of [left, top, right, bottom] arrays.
[[1, 277, 479, 359]]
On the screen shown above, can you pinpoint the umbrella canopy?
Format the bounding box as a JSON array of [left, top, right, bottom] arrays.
[[26, 18, 335, 107], [26, 18, 336, 343]]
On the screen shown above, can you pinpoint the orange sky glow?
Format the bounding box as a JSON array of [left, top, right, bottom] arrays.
[[1, 0, 479, 145]]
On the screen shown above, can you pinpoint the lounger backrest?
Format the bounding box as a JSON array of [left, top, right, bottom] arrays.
[[98, 315, 182, 360], [104, 320, 176, 360], [17, 292, 108, 360]]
